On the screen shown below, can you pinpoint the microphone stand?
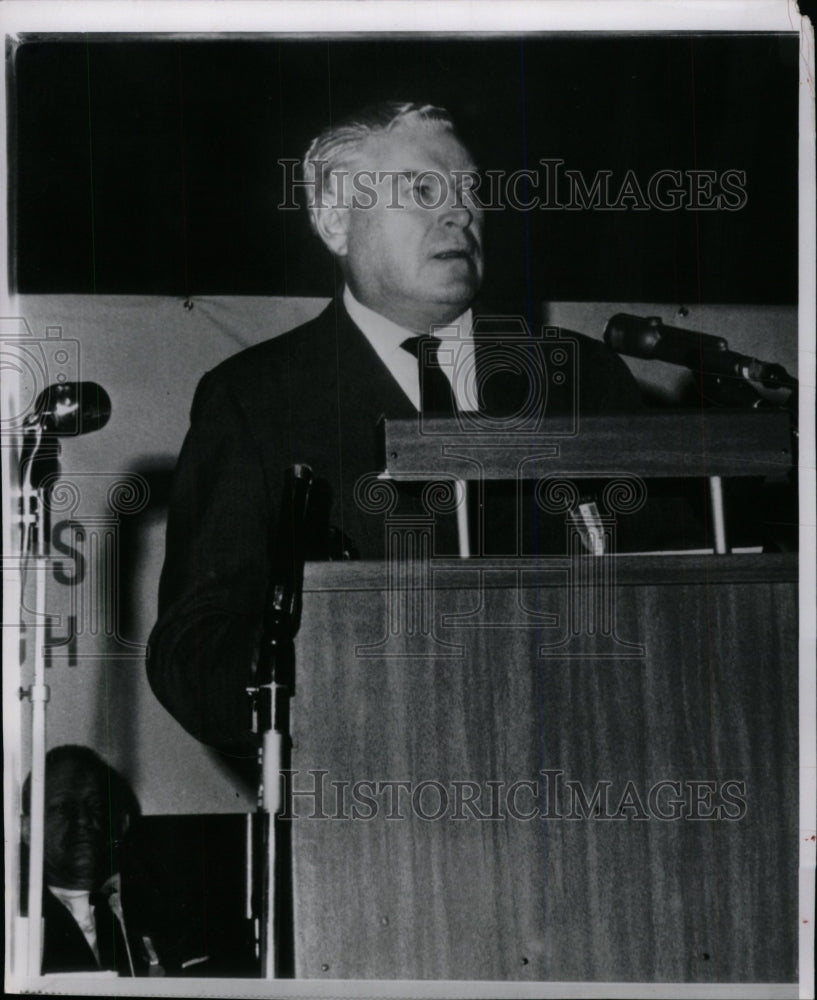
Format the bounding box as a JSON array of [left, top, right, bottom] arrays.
[[247, 465, 312, 979], [15, 384, 111, 979], [18, 423, 55, 978]]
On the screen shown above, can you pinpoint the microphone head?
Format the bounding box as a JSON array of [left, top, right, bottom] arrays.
[[603, 314, 662, 358], [604, 313, 729, 368], [30, 382, 112, 436]]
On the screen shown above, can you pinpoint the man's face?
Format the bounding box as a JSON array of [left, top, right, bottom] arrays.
[[337, 123, 484, 333], [43, 759, 112, 890]]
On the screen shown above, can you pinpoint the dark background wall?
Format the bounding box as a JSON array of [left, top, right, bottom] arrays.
[[8, 33, 799, 303]]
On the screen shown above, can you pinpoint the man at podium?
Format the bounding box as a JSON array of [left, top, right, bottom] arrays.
[[146, 100, 649, 755]]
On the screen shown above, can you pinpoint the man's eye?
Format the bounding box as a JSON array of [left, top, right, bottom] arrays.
[[412, 178, 441, 206]]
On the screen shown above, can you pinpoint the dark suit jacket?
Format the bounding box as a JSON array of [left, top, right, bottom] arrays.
[[41, 885, 146, 976], [147, 299, 645, 754], [40, 873, 222, 977]]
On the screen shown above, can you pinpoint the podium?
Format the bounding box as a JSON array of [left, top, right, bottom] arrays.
[[287, 411, 797, 982]]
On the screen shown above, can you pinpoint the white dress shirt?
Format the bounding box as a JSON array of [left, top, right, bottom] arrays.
[[342, 286, 478, 412]]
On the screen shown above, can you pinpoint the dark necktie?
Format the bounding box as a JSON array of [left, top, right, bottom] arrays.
[[400, 336, 457, 416]]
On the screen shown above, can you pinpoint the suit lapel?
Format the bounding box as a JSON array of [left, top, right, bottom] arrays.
[[472, 310, 532, 419], [328, 298, 417, 421], [94, 893, 119, 971], [41, 888, 99, 974], [274, 299, 416, 559], [471, 304, 577, 420]]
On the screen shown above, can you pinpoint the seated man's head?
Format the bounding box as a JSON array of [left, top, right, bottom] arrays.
[[22, 745, 139, 891], [304, 101, 484, 334]]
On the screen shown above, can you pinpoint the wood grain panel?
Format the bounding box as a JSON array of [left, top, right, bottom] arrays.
[[384, 411, 793, 479], [290, 557, 797, 982]]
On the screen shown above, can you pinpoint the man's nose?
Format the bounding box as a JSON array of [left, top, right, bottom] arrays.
[[72, 800, 103, 831], [440, 201, 475, 229]]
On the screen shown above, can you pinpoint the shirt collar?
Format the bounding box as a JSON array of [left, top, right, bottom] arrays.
[[342, 285, 472, 348], [48, 885, 93, 922], [49, 885, 91, 899]]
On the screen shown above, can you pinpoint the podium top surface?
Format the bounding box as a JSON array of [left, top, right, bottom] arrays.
[[302, 552, 798, 592], [382, 410, 793, 480]]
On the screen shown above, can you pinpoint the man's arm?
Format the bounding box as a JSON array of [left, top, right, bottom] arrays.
[[146, 369, 275, 757]]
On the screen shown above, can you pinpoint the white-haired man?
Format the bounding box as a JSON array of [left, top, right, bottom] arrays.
[[147, 101, 642, 754], [303, 103, 484, 340]]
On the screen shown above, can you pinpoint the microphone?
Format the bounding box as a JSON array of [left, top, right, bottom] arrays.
[[248, 464, 313, 734], [20, 382, 112, 494], [25, 381, 112, 436], [604, 314, 727, 367], [265, 464, 314, 641], [604, 314, 797, 391]]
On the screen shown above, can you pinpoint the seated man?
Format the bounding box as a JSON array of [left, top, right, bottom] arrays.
[[22, 745, 147, 975], [146, 100, 646, 755], [23, 745, 249, 977]]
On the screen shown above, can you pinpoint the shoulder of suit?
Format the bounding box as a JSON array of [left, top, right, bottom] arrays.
[[471, 305, 602, 344], [471, 307, 617, 357], [201, 300, 340, 389]]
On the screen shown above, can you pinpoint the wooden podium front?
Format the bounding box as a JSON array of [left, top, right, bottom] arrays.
[[289, 553, 797, 982]]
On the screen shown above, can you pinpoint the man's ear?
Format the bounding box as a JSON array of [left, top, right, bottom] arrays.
[[312, 204, 351, 258], [118, 812, 131, 839]]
